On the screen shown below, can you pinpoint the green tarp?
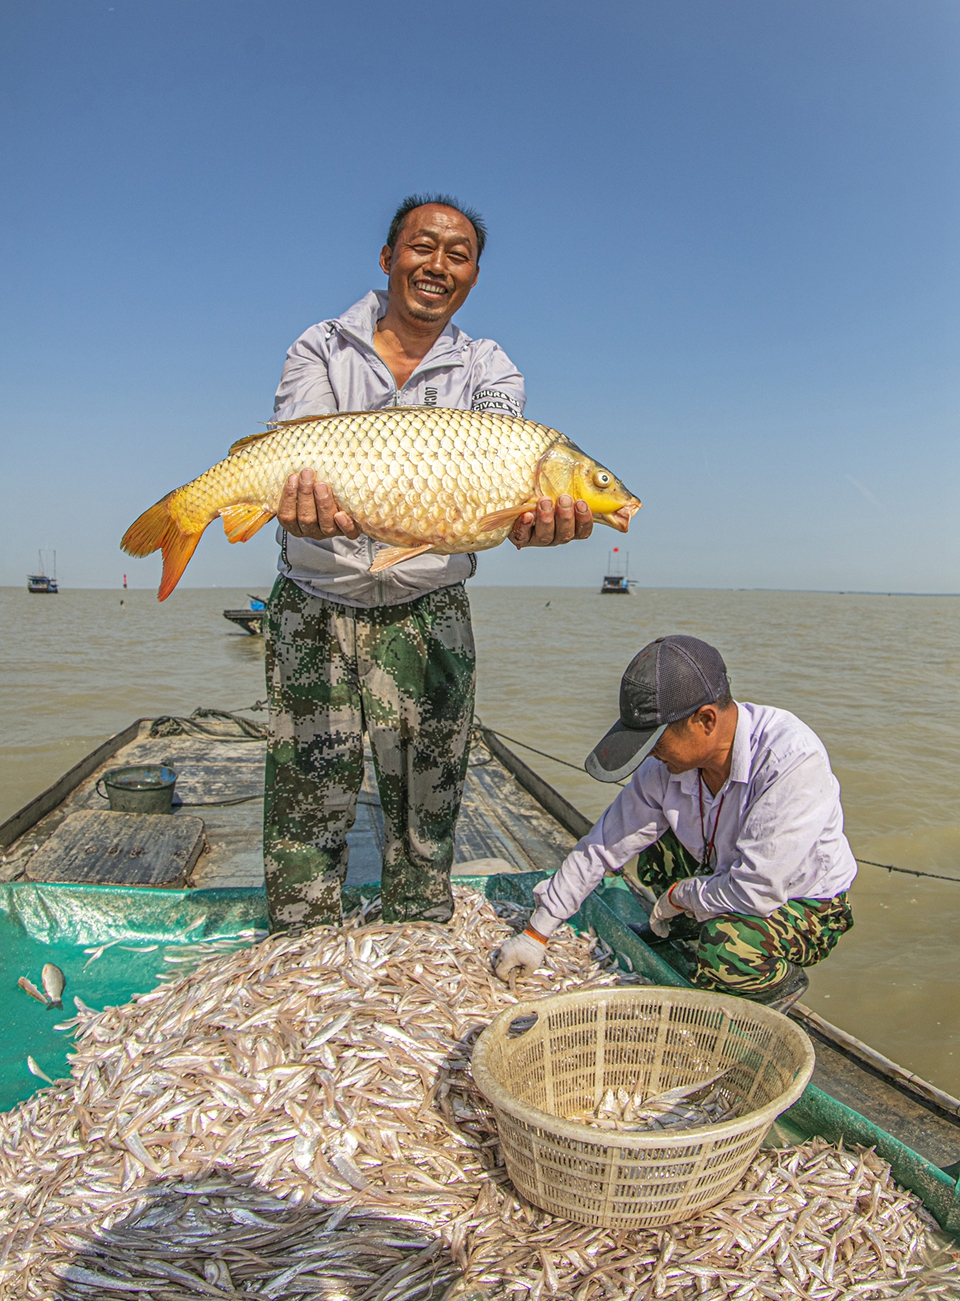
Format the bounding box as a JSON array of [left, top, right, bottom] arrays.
[[1, 882, 267, 1110]]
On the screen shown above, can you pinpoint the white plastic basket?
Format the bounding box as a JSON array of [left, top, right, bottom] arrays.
[[472, 986, 815, 1228]]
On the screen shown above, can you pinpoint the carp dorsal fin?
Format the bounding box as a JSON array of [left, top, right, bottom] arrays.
[[368, 543, 435, 573], [228, 430, 276, 456]]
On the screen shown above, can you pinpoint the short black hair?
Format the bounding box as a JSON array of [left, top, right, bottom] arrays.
[[386, 193, 487, 259], [676, 686, 733, 726]]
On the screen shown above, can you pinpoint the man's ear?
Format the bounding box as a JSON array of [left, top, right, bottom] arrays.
[[698, 705, 719, 735], [380, 244, 393, 276]]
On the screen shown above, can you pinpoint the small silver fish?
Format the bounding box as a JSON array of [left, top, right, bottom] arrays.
[[26, 1055, 54, 1084], [18, 976, 48, 1006], [41, 963, 65, 1009]]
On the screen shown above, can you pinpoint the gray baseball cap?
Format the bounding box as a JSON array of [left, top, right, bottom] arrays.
[[584, 635, 730, 782]]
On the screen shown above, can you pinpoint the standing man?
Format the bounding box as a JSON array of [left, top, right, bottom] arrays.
[[495, 635, 856, 1011], [264, 194, 593, 933]]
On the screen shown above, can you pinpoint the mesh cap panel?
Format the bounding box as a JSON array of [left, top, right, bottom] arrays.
[[655, 636, 728, 724]]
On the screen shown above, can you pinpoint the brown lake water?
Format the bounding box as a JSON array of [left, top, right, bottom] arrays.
[[2, 584, 959, 1094]]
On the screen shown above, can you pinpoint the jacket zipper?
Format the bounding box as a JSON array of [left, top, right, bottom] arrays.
[[335, 323, 463, 404]]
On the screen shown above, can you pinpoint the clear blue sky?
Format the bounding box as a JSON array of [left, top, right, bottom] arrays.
[[2, 0, 958, 593]]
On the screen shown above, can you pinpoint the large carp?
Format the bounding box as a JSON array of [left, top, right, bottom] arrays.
[[122, 407, 640, 600]]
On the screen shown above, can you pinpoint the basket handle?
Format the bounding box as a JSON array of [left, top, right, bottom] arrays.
[[507, 1013, 539, 1039]]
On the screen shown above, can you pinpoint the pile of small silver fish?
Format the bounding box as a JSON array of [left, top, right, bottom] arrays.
[[0, 888, 956, 1300], [567, 1070, 739, 1132], [46, 1188, 459, 1301]]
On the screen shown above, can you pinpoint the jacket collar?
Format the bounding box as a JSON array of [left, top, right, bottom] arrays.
[[334, 290, 469, 371]]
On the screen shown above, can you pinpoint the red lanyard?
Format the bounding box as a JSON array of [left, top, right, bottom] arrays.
[[698, 771, 725, 870]]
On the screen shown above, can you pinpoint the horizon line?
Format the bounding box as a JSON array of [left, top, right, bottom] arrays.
[[3, 584, 959, 598]]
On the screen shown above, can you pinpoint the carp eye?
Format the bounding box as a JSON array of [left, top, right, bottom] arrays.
[[592, 470, 612, 488]]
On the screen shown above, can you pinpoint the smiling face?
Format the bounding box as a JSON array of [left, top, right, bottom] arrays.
[[379, 204, 480, 326]]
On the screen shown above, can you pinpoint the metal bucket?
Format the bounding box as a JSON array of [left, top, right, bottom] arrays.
[[96, 765, 177, 814]]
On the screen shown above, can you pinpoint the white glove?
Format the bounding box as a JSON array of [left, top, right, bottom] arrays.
[[648, 883, 686, 937], [495, 929, 547, 981]]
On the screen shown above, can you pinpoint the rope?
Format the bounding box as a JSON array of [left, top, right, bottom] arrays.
[[149, 707, 267, 742], [853, 858, 960, 884], [479, 727, 960, 885], [480, 726, 627, 784], [480, 728, 588, 774]]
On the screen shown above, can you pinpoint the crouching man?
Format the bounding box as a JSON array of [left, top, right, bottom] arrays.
[[495, 635, 856, 1011]]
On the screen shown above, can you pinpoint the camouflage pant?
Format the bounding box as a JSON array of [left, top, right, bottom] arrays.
[[637, 830, 854, 993], [263, 577, 476, 932]]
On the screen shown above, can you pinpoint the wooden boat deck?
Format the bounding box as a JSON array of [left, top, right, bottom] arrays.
[[2, 713, 959, 1203], [0, 717, 574, 892]]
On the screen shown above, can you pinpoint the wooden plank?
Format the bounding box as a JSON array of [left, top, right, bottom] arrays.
[[464, 759, 574, 870], [476, 723, 593, 840], [108, 737, 266, 807], [24, 811, 206, 887], [806, 1032, 960, 1170], [0, 720, 145, 849], [793, 1002, 960, 1118]]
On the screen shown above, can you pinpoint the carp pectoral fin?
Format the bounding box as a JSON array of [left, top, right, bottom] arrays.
[[368, 543, 435, 573], [476, 500, 539, 534], [219, 503, 276, 543], [534, 439, 580, 498]]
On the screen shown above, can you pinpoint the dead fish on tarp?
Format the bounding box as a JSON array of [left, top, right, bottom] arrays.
[[568, 1067, 739, 1131], [26, 1056, 54, 1084], [41, 963, 65, 1009], [121, 408, 640, 600], [17, 977, 49, 1007], [1, 890, 958, 1301], [18, 964, 66, 1010]]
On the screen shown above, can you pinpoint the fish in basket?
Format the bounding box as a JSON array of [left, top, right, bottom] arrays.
[[471, 986, 815, 1229]]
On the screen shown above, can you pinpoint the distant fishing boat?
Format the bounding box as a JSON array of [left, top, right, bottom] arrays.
[[26, 551, 58, 594], [600, 547, 633, 594], [222, 594, 266, 635]]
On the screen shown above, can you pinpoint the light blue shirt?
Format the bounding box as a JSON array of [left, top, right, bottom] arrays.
[[273, 291, 526, 608]]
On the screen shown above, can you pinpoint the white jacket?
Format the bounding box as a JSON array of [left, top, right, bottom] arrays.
[[532, 702, 858, 933], [273, 291, 526, 608]]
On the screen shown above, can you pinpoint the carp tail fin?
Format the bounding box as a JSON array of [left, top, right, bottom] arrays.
[[121, 493, 206, 601]]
